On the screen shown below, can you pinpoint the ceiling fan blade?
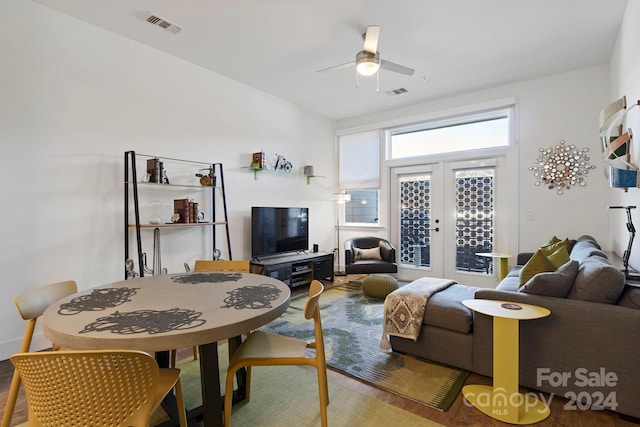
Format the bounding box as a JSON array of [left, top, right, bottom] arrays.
[[380, 59, 415, 76], [316, 61, 354, 73], [363, 25, 380, 54]]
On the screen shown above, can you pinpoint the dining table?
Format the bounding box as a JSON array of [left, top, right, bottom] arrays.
[[41, 271, 291, 427]]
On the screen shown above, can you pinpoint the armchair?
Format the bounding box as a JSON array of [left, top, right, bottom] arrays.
[[344, 237, 398, 274]]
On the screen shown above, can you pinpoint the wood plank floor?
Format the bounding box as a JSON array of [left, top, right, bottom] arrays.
[[1, 275, 638, 426]]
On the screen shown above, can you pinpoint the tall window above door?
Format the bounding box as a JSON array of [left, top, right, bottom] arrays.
[[390, 113, 510, 159], [339, 131, 380, 225]]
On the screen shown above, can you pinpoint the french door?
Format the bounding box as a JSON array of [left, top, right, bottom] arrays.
[[390, 160, 499, 287]]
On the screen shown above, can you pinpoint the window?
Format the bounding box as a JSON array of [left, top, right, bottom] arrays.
[[338, 131, 380, 225], [345, 189, 379, 224], [390, 116, 509, 159]]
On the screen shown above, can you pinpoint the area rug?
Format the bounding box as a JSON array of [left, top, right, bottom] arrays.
[[259, 282, 469, 411], [150, 346, 444, 427]]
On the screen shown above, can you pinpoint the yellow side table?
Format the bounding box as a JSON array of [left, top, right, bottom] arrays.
[[462, 299, 551, 424], [476, 252, 512, 281]]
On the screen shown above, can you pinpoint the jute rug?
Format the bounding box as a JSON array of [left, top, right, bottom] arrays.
[[150, 346, 444, 427], [259, 282, 469, 412]]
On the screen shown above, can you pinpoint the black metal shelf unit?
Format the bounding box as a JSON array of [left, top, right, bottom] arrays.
[[124, 150, 231, 278]]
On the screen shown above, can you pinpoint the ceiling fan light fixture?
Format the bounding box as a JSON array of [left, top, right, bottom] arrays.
[[356, 51, 380, 76]]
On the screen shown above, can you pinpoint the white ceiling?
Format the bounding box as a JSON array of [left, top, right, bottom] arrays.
[[31, 0, 628, 120]]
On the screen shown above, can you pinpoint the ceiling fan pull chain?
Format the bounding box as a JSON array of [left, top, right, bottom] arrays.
[[355, 68, 359, 88], [376, 70, 380, 93]]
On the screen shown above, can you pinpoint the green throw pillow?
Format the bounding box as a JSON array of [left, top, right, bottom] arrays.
[[547, 236, 561, 245], [547, 245, 570, 268], [540, 238, 570, 257], [519, 250, 557, 287]]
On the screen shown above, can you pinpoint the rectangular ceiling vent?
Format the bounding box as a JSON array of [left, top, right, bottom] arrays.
[[385, 87, 409, 96], [145, 14, 182, 35]]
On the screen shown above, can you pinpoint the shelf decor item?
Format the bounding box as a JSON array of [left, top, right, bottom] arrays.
[[599, 96, 640, 188], [148, 200, 162, 224], [251, 151, 265, 169], [528, 140, 595, 194], [195, 167, 216, 186]]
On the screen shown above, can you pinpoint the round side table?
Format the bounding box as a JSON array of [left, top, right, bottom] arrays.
[[462, 299, 551, 424]]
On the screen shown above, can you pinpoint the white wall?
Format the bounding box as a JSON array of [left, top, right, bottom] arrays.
[[609, 0, 640, 271], [337, 64, 612, 259], [0, 0, 336, 360]]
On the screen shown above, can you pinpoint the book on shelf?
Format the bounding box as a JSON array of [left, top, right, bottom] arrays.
[[173, 198, 190, 223], [146, 158, 163, 183]]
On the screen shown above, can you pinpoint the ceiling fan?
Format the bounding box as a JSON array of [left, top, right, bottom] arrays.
[[317, 25, 415, 79]]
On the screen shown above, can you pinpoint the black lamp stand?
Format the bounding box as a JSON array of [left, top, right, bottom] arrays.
[[609, 205, 640, 280]]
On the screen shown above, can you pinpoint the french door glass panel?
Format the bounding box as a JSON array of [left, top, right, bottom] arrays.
[[454, 168, 495, 274], [399, 174, 432, 268]]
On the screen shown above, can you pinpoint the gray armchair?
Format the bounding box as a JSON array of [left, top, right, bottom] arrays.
[[344, 237, 398, 274]]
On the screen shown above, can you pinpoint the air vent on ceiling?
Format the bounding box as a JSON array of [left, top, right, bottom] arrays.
[[385, 88, 409, 96], [145, 14, 182, 35]]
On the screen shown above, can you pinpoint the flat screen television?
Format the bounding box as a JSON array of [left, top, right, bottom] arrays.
[[251, 207, 309, 258]]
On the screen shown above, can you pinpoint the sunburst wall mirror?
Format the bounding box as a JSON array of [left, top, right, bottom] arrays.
[[529, 140, 596, 194]]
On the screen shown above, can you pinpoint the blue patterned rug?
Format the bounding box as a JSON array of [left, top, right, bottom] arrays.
[[259, 282, 469, 411]]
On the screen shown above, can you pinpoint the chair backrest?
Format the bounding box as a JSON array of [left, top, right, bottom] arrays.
[[2, 281, 78, 427], [304, 280, 326, 364], [14, 280, 78, 323], [194, 259, 250, 272], [10, 350, 160, 427]]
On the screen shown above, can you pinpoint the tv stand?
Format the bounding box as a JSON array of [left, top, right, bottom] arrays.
[[250, 252, 334, 288]]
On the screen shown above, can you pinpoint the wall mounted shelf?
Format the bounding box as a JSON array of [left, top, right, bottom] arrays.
[[247, 167, 323, 185]]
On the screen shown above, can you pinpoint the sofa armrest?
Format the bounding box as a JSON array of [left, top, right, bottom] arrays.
[[516, 252, 535, 265], [345, 249, 354, 265], [472, 289, 640, 417], [379, 240, 396, 263]]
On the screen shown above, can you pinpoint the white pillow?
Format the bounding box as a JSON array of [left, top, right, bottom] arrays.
[[354, 246, 382, 261]]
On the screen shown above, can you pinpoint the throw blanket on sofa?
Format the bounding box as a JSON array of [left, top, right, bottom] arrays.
[[380, 277, 457, 350]]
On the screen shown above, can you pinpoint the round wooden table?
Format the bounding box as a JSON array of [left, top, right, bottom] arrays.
[[42, 272, 291, 427]]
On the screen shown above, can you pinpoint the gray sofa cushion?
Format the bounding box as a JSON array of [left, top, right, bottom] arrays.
[[496, 275, 520, 292], [567, 258, 625, 303], [519, 260, 578, 298], [423, 284, 477, 334], [569, 239, 607, 263], [617, 285, 640, 309]]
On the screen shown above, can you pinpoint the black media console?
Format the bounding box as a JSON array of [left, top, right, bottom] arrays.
[[250, 252, 334, 288]]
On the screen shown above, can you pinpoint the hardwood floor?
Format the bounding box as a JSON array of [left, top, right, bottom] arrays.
[[1, 275, 638, 426]]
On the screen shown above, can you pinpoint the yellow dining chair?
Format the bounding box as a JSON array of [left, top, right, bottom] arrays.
[[193, 259, 250, 272], [1, 280, 78, 427], [10, 349, 187, 427], [223, 280, 328, 427], [174, 259, 251, 365]]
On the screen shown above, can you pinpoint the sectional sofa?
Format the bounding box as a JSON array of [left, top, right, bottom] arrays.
[[389, 235, 640, 419]]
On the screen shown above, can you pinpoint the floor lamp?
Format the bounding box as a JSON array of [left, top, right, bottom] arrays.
[[609, 205, 640, 280], [332, 192, 351, 276]]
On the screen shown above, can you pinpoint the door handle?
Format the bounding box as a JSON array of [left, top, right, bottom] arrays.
[[429, 227, 440, 232]]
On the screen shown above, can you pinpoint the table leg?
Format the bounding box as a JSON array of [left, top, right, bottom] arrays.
[[498, 257, 509, 281], [199, 342, 222, 427], [463, 317, 550, 424]]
